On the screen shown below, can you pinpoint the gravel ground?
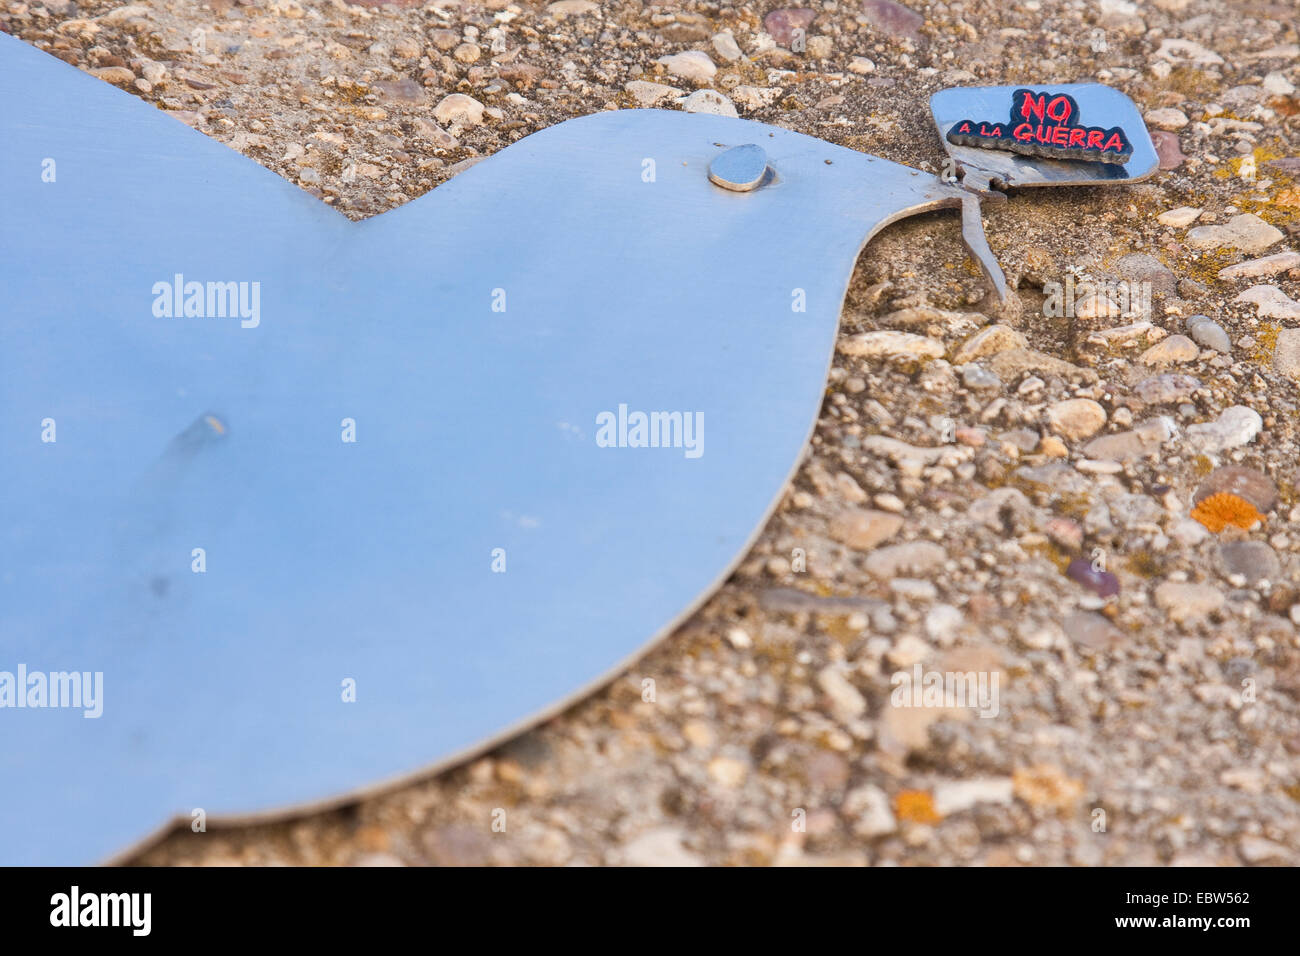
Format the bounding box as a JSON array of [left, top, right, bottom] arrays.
[[5, 0, 1299, 866]]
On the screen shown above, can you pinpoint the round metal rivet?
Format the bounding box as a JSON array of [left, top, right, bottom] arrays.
[[708, 144, 769, 192]]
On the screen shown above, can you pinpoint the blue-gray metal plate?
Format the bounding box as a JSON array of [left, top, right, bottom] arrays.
[[0, 33, 965, 864]]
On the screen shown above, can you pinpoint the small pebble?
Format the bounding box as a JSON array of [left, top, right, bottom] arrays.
[[1215, 541, 1280, 588], [1139, 334, 1198, 366], [1045, 398, 1106, 441], [1144, 107, 1188, 130], [1185, 315, 1230, 353], [1193, 466, 1277, 513], [1186, 214, 1284, 254], [681, 89, 737, 117], [433, 93, 485, 127], [1067, 558, 1120, 598], [657, 50, 717, 85], [1234, 285, 1300, 321], [763, 8, 816, 47], [1185, 406, 1262, 454], [1157, 206, 1201, 227]]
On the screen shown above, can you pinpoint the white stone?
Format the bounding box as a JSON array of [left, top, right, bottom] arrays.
[[1274, 328, 1300, 383], [711, 32, 743, 62], [817, 666, 867, 721], [1155, 38, 1224, 65], [1145, 107, 1188, 130], [1139, 334, 1199, 366], [657, 50, 717, 85], [1157, 206, 1201, 227], [726, 627, 752, 650], [1239, 836, 1291, 864], [433, 93, 484, 127], [622, 828, 703, 866], [99, 4, 150, 24], [806, 35, 832, 59], [1187, 317, 1230, 353], [924, 604, 964, 643], [952, 324, 1027, 363], [887, 634, 931, 669], [625, 80, 682, 107], [1263, 71, 1296, 96], [1082, 416, 1177, 461], [933, 778, 1014, 815], [731, 85, 780, 111], [1218, 252, 1300, 280], [1185, 405, 1262, 453], [1186, 213, 1283, 254], [546, 0, 599, 15], [866, 541, 947, 580], [1154, 581, 1225, 624], [1234, 285, 1300, 320], [1170, 517, 1210, 548], [1046, 398, 1107, 440], [838, 330, 944, 361], [1090, 321, 1164, 347], [681, 89, 737, 117], [845, 785, 896, 838]]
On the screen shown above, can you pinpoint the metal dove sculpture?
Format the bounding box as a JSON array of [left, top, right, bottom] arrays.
[[0, 31, 1158, 864]]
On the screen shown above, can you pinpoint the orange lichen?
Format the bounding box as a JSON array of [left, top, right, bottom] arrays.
[[1190, 492, 1265, 533], [894, 790, 942, 824], [1276, 187, 1300, 210]]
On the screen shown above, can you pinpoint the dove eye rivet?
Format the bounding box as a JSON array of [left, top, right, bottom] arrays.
[[708, 144, 769, 192]]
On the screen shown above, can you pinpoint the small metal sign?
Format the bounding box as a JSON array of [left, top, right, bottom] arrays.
[[931, 83, 1158, 190], [946, 88, 1134, 165]]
